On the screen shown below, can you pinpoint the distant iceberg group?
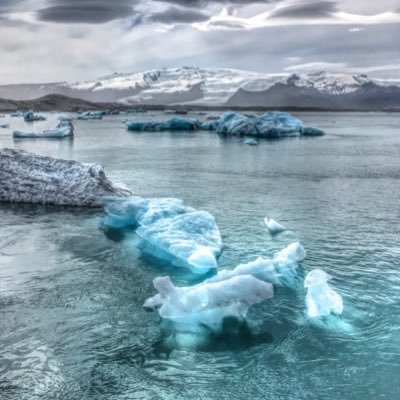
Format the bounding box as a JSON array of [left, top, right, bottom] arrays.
[[126, 111, 324, 139]]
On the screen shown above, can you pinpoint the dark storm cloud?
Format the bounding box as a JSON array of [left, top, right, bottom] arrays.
[[37, 0, 137, 24], [149, 7, 209, 24], [270, 1, 338, 19]]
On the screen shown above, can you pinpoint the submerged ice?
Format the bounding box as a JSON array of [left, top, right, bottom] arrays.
[[144, 242, 306, 333], [103, 197, 222, 274], [304, 269, 343, 318]]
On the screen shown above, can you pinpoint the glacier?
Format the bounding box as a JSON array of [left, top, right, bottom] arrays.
[[144, 242, 306, 334], [304, 269, 343, 318], [102, 197, 223, 274], [0, 148, 132, 206], [126, 111, 324, 138], [13, 121, 74, 139]]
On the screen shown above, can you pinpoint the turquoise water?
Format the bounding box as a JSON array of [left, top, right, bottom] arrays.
[[0, 112, 399, 399]]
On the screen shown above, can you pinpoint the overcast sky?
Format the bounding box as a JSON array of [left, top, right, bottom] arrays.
[[0, 0, 399, 84]]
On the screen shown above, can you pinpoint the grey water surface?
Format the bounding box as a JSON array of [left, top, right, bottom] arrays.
[[0, 112, 399, 399]]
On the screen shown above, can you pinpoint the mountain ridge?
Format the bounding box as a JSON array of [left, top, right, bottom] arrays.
[[0, 67, 399, 110]]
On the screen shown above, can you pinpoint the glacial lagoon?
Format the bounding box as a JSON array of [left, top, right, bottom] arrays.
[[0, 111, 400, 399]]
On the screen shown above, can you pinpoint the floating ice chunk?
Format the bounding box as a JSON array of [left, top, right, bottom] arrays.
[[126, 117, 201, 131], [216, 111, 324, 138], [0, 124, 9, 128], [136, 210, 222, 274], [102, 197, 222, 273], [10, 111, 24, 117], [265, 217, 286, 234], [304, 269, 343, 318], [57, 114, 72, 121], [13, 121, 74, 139], [208, 242, 306, 287], [102, 197, 192, 229], [243, 138, 258, 145], [76, 111, 103, 120], [143, 275, 273, 333], [23, 110, 46, 122]]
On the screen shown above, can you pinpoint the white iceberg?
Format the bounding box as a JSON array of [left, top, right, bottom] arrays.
[[243, 138, 258, 145], [13, 121, 74, 139], [144, 242, 306, 333], [304, 269, 343, 318], [144, 275, 273, 334], [265, 217, 286, 234], [102, 197, 222, 274]]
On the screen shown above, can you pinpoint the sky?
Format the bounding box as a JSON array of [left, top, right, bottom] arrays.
[[0, 0, 399, 84]]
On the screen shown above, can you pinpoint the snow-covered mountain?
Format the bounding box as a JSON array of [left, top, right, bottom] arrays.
[[1, 67, 400, 110]]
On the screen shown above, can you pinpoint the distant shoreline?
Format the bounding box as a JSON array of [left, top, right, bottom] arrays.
[[0, 94, 399, 113]]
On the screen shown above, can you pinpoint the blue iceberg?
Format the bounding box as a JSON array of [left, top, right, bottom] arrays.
[[102, 197, 222, 274], [304, 269, 343, 318], [126, 117, 202, 132], [76, 111, 103, 120], [125, 111, 324, 138], [13, 121, 74, 139], [23, 110, 46, 122], [216, 112, 324, 138]]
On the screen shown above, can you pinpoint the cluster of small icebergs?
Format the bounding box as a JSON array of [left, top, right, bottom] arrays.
[[126, 111, 324, 139], [102, 196, 343, 337]]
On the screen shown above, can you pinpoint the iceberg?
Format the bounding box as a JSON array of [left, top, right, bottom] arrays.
[[126, 117, 201, 132], [243, 138, 258, 145], [76, 111, 103, 120], [206, 242, 306, 287], [23, 110, 46, 122], [57, 114, 72, 121], [304, 269, 343, 318], [102, 197, 223, 274], [144, 242, 305, 333], [144, 275, 273, 334], [216, 111, 324, 138], [0, 148, 132, 206], [13, 121, 74, 139], [10, 111, 25, 117], [125, 111, 324, 139], [264, 217, 286, 234]]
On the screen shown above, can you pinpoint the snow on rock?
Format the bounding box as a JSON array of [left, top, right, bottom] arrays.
[[13, 121, 74, 139], [304, 269, 343, 318], [0, 148, 132, 206], [264, 217, 286, 234], [102, 197, 222, 274]]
